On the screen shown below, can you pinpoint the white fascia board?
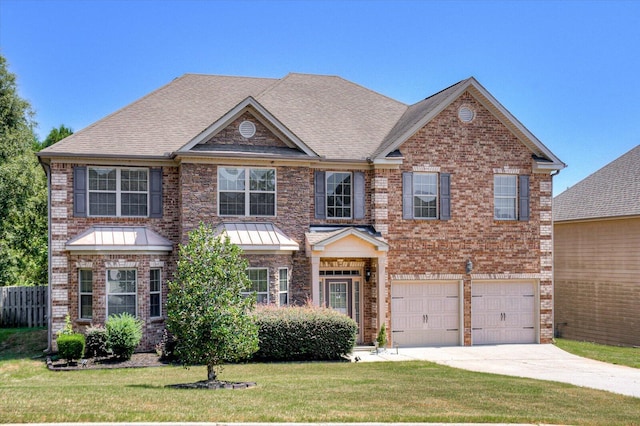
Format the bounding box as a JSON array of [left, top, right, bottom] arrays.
[[177, 97, 319, 157], [65, 245, 172, 255]]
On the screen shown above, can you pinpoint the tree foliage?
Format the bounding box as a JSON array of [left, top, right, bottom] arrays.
[[166, 223, 259, 382], [39, 124, 73, 150], [0, 54, 47, 286]]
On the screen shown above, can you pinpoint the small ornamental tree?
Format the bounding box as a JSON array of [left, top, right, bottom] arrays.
[[166, 223, 259, 383]]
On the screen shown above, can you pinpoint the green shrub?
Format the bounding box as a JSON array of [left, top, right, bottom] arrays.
[[252, 305, 357, 361], [56, 333, 85, 363], [377, 323, 387, 348], [105, 313, 142, 360], [155, 329, 178, 362], [85, 325, 110, 358]]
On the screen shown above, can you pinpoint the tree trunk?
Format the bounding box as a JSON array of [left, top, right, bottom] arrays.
[[207, 363, 217, 382]]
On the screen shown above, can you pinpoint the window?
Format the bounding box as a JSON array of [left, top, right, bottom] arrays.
[[107, 269, 137, 317], [278, 268, 289, 306], [326, 172, 352, 218], [402, 172, 451, 220], [494, 175, 517, 220], [245, 268, 269, 303], [150, 269, 161, 318], [219, 167, 276, 216], [79, 270, 93, 320], [88, 167, 148, 217], [413, 173, 438, 219]]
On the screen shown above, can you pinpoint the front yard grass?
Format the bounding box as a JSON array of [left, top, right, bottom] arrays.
[[1, 328, 638, 425], [555, 338, 640, 369]]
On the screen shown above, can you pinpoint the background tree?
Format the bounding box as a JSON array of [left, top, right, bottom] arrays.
[[166, 223, 259, 383], [0, 54, 48, 286], [38, 124, 73, 150]]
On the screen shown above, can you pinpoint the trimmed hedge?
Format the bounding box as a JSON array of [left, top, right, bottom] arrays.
[[252, 305, 357, 361], [57, 333, 85, 362]]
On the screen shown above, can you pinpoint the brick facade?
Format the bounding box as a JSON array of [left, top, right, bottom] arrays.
[[45, 85, 558, 351]]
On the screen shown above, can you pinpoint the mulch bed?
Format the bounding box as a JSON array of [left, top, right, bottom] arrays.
[[46, 352, 170, 370], [46, 352, 257, 389]]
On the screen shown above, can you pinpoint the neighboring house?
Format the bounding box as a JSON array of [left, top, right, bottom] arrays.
[[554, 145, 640, 347], [37, 73, 565, 351]]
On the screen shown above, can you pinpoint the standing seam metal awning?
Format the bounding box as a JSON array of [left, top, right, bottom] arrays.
[[214, 222, 299, 253], [66, 226, 173, 253]]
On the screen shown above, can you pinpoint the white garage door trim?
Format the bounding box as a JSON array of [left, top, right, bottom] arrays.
[[391, 280, 463, 347], [471, 280, 539, 345]]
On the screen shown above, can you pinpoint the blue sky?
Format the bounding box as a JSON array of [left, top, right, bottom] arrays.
[[1, 0, 639, 196]]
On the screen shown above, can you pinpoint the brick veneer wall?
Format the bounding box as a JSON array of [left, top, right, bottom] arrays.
[[49, 162, 180, 351], [381, 92, 554, 344]]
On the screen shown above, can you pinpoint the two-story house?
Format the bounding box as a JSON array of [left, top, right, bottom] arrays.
[[37, 73, 565, 351]]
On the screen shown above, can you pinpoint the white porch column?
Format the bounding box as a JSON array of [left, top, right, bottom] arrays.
[[377, 254, 387, 329], [311, 255, 321, 306]]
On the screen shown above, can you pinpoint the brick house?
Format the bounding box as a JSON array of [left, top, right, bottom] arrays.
[[37, 73, 565, 351], [554, 145, 640, 346]]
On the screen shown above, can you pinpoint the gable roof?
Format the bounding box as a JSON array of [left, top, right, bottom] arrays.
[[38, 73, 563, 168], [554, 145, 640, 222]]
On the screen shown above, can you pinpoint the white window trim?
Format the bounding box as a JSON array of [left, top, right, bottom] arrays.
[[150, 268, 162, 318], [106, 269, 138, 317], [244, 267, 269, 304], [278, 267, 289, 306], [494, 174, 518, 220], [79, 269, 93, 320], [413, 172, 439, 220], [218, 167, 277, 217], [326, 171, 353, 219], [87, 167, 150, 218]]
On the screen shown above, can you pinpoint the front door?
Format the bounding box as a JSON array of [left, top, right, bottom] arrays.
[[325, 279, 352, 316]]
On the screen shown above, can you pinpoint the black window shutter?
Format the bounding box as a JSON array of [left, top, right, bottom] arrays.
[[149, 168, 163, 218], [402, 172, 413, 219], [314, 171, 326, 219], [439, 173, 451, 220], [73, 166, 87, 217], [353, 171, 365, 219], [518, 174, 530, 221]]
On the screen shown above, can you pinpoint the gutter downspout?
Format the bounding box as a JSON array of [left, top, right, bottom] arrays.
[[38, 158, 53, 353]]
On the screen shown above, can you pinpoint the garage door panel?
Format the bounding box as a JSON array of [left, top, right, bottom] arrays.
[[472, 282, 536, 345], [392, 282, 460, 347]]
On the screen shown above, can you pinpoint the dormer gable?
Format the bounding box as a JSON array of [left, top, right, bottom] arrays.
[[178, 96, 319, 159]]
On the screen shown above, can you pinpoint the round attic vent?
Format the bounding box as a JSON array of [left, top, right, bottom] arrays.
[[458, 106, 475, 123], [239, 120, 256, 138]]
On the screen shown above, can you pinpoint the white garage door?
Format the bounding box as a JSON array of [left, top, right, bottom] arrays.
[[391, 282, 460, 347], [472, 282, 536, 345]]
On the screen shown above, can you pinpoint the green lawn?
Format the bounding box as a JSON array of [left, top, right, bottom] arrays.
[[555, 338, 640, 369], [1, 328, 639, 425]]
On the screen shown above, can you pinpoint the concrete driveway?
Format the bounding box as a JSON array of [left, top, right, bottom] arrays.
[[351, 344, 640, 398]]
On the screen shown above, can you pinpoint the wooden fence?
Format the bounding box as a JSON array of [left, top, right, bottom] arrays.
[[0, 286, 47, 327]]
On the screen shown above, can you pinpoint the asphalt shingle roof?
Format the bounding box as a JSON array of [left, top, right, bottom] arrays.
[[554, 145, 640, 221]]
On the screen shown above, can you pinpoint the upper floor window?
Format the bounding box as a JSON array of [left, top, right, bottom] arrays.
[[494, 175, 517, 220], [88, 167, 148, 217], [402, 172, 451, 220], [494, 174, 530, 221], [244, 268, 269, 304], [413, 173, 438, 219], [218, 167, 276, 216], [326, 172, 352, 218]]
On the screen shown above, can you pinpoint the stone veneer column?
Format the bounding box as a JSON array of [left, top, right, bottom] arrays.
[[539, 179, 554, 343]]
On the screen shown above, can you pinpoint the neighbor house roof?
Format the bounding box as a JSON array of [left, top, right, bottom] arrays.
[[37, 72, 563, 168], [554, 145, 640, 222]]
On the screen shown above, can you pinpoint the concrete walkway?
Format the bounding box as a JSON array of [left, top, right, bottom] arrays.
[[351, 344, 640, 398]]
